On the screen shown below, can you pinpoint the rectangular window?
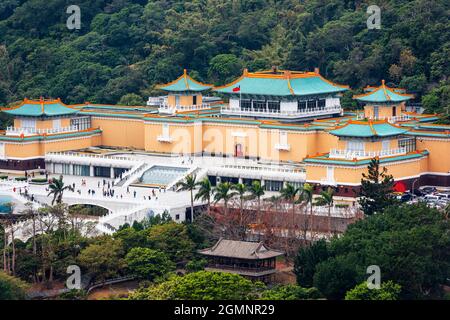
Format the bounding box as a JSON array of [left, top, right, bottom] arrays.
[[307, 100, 316, 109], [94, 166, 110, 178], [175, 95, 180, 106], [73, 164, 90, 176], [398, 137, 416, 153], [62, 164, 71, 175], [53, 119, 61, 130], [318, 99, 326, 108], [22, 118, 36, 129], [381, 140, 390, 151], [253, 100, 266, 112], [0, 143, 4, 159], [298, 100, 307, 110], [280, 131, 288, 145], [267, 101, 280, 112], [71, 117, 91, 130], [326, 167, 334, 182], [347, 140, 364, 152], [240, 99, 251, 111], [193, 95, 197, 105], [54, 163, 63, 174], [264, 180, 283, 192], [162, 123, 169, 137], [373, 106, 379, 118]]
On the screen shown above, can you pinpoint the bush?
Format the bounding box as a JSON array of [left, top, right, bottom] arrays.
[[14, 177, 27, 181], [185, 258, 208, 272], [0, 175, 8, 180], [260, 285, 322, 300], [30, 178, 48, 184]]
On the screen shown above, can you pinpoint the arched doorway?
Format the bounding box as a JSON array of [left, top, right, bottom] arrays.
[[234, 143, 243, 157]]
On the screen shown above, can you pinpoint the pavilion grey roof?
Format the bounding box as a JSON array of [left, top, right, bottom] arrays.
[[198, 238, 284, 260]]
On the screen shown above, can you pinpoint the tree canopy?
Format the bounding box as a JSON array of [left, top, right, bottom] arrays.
[[294, 203, 450, 299], [0, 0, 448, 114]]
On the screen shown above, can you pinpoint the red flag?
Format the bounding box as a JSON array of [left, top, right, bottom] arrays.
[[232, 86, 240, 92]]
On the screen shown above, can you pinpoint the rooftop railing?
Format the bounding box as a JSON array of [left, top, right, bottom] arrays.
[[329, 147, 407, 160], [6, 125, 79, 136], [158, 103, 211, 114], [220, 105, 342, 118], [355, 114, 412, 123]]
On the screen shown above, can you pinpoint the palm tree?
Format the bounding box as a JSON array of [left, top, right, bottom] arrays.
[[176, 174, 198, 222], [280, 183, 301, 226], [213, 182, 236, 215], [315, 187, 334, 237], [248, 180, 265, 222], [232, 183, 247, 226], [302, 183, 314, 238], [47, 175, 73, 205], [195, 177, 212, 215]]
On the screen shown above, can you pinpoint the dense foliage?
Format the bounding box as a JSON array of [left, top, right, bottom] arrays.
[[0, 271, 29, 300], [345, 281, 402, 300], [128, 271, 264, 300], [0, 0, 448, 113], [294, 203, 450, 299]]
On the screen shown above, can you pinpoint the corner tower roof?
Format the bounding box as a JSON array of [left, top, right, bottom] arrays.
[[156, 69, 213, 92], [213, 68, 349, 96], [2, 98, 79, 117], [353, 80, 414, 103], [328, 119, 407, 138]]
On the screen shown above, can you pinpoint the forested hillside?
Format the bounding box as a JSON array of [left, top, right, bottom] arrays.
[[0, 0, 448, 112]]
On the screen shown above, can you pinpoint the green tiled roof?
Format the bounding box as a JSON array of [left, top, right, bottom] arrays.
[[328, 120, 407, 138], [2, 99, 79, 117], [303, 150, 429, 166], [214, 70, 348, 96], [0, 129, 102, 142], [156, 70, 213, 92], [354, 81, 413, 103]]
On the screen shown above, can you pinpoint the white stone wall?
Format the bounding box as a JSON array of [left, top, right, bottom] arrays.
[[280, 101, 297, 112], [326, 97, 341, 108], [229, 98, 240, 109]]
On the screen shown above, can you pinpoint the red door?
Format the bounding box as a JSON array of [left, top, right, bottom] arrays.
[[235, 144, 243, 157]]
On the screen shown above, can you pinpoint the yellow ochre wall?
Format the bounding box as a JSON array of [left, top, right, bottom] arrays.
[[306, 156, 428, 185], [4, 134, 101, 158], [91, 117, 145, 149], [364, 104, 404, 119], [167, 94, 203, 107], [416, 138, 450, 173]]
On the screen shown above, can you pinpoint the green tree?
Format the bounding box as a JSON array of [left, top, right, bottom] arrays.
[[213, 182, 235, 215], [314, 187, 334, 236], [125, 247, 174, 281], [247, 180, 265, 222], [47, 175, 73, 205], [260, 284, 322, 300], [128, 271, 264, 300], [195, 177, 212, 215], [280, 183, 301, 227], [176, 174, 198, 222], [208, 54, 243, 85], [146, 222, 195, 263], [118, 93, 144, 106], [358, 158, 396, 215], [231, 183, 247, 231], [313, 256, 358, 300], [294, 239, 329, 287], [0, 271, 29, 300], [345, 281, 401, 300], [77, 237, 126, 281]]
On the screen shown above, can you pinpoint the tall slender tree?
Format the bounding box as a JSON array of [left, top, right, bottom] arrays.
[[315, 187, 334, 237], [47, 175, 73, 205], [248, 181, 265, 222], [280, 183, 301, 227], [195, 177, 212, 215], [176, 174, 198, 222], [358, 158, 396, 215], [213, 182, 236, 215], [302, 183, 314, 239]]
